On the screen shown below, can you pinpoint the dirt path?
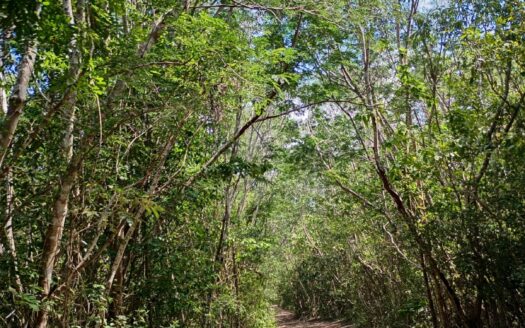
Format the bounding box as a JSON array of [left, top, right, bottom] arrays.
[[275, 308, 352, 328]]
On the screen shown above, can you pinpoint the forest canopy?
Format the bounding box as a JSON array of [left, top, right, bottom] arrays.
[[0, 0, 524, 327]]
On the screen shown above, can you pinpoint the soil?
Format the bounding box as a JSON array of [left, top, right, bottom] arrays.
[[275, 308, 352, 328]]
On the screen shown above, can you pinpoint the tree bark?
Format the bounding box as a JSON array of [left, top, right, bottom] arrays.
[[62, 0, 85, 162], [0, 3, 42, 168], [36, 157, 81, 328]]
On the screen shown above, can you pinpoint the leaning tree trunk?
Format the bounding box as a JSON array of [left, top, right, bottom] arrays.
[[0, 3, 42, 169], [36, 159, 81, 328]]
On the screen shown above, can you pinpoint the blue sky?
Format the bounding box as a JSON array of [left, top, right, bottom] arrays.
[[420, 0, 449, 12]]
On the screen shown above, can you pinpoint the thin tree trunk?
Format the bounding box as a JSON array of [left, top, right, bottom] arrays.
[[106, 135, 176, 293], [36, 157, 81, 328], [421, 251, 438, 328], [0, 3, 42, 168], [36, 4, 179, 325], [3, 168, 23, 292], [0, 28, 24, 294], [35, 1, 85, 325]]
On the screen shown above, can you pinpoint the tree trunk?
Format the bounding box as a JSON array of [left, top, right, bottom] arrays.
[[36, 159, 80, 328], [0, 3, 42, 168]]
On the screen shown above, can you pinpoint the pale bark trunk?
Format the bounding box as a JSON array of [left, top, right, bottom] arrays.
[[35, 2, 84, 326], [0, 3, 42, 168], [36, 160, 80, 328], [36, 8, 179, 325], [62, 0, 84, 162], [3, 168, 23, 293], [105, 208, 144, 292], [0, 165, 24, 327], [0, 24, 24, 295]]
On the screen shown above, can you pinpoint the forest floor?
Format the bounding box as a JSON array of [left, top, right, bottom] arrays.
[[275, 308, 352, 328]]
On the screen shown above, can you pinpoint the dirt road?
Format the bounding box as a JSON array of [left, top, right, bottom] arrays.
[[275, 308, 352, 328]]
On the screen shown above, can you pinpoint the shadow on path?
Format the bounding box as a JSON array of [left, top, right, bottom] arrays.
[[275, 308, 352, 328]]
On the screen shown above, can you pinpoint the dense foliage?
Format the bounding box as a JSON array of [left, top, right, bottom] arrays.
[[0, 1, 524, 327]]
